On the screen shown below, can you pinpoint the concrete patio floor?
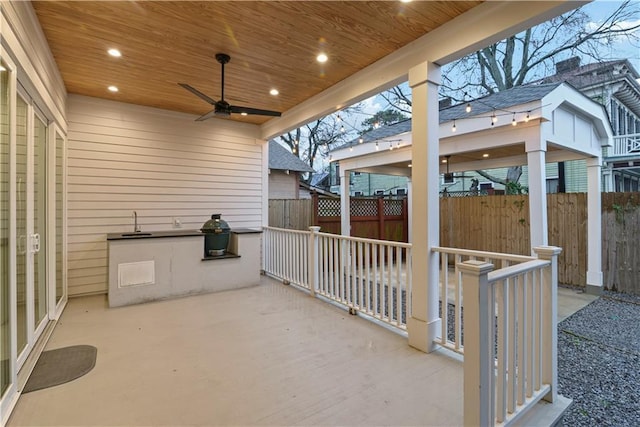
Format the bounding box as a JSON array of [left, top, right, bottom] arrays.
[[8, 276, 464, 426], [7, 277, 596, 426]]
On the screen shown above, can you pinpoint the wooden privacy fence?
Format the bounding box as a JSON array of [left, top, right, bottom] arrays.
[[441, 192, 640, 293], [270, 192, 640, 294]]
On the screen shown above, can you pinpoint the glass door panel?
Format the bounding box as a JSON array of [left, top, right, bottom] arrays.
[[33, 116, 47, 328], [16, 96, 27, 357], [0, 60, 10, 397]]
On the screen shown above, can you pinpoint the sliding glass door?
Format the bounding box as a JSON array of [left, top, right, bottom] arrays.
[[0, 59, 11, 400]]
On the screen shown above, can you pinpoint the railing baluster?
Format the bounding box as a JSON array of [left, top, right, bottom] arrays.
[[387, 245, 392, 322], [496, 279, 507, 423], [508, 276, 517, 414], [365, 242, 371, 314], [517, 273, 526, 405], [441, 253, 448, 345], [395, 245, 402, 325], [526, 270, 534, 398], [373, 244, 379, 319], [455, 254, 462, 351]]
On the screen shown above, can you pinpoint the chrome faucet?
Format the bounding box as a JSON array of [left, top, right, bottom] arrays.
[[133, 211, 141, 232]]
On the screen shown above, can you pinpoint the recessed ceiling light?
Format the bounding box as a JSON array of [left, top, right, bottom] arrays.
[[317, 53, 328, 63], [408, 163, 412, 168], [441, 159, 447, 164], [269, 88, 279, 96], [240, 112, 248, 116], [400, 0, 412, 3], [108, 85, 119, 92], [482, 153, 489, 158], [108, 48, 121, 57]]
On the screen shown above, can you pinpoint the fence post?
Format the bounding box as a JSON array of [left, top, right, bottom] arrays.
[[459, 260, 494, 427], [377, 197, 385, 239], [308, 226, 321, 296], [312, 192, 319, 226], [534, 245, 562, 403]]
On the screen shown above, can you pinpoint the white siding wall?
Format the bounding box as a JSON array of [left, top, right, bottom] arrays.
[[268, 171, 298, 199], [67, 95, 263, 296]]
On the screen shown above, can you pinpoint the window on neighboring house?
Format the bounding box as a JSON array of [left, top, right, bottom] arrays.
[[396, 188, 407, 196], [353, 191, 363, 197], [479, 183, 493, 190], [353, 171, 361, 176], [546, 177, 559, 194], [374, 189, 385, 196]]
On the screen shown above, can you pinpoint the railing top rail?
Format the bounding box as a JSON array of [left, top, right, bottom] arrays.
[[317, 231, 413, 249], [614, 132, 640, 138], [263, 226, 311, 236], [432, 246, 536, 263], [486, 259, 550, 283]]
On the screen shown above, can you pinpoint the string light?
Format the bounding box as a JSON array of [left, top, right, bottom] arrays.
[[375, 141, 379, 151], [466, 103, 471, 113], [491, 111, 497, 125], [396, 141, 401, 149], [512, 113, 517, 126], [373, 121, 380, 129], [451, 119, 457, 132], [340, 125, 345, 133], [525, 111, 530, 122], [349, 145, 353, 152], [359, 137, 364, 144], [389, 142, 393, 151]]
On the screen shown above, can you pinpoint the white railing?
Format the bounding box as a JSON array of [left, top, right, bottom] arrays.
[[452, 246, 562, 427], [263, 227, 311, 290], [263, 226, 412, 331], [611, 133, 640, 157], [432, 247, 536, 353]]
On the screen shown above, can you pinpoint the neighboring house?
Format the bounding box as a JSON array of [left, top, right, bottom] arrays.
[[268, 140, 313, 199], [536, 57, 640, 192], [333, 58, 640, 195]]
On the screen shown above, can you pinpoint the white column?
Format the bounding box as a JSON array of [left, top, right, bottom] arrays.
[[602, 162, 613, 192], [586, 158, 603, 295], [407, 61, 441, 353], [407, 178, 413, 243], [526, 140, 548, 251], [340, 168, 350, 237]]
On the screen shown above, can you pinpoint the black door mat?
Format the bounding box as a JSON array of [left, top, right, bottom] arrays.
[[23, 345, 97, 393]]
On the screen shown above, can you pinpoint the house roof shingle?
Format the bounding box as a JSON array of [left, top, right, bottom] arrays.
[[268, 140, 314, 173]]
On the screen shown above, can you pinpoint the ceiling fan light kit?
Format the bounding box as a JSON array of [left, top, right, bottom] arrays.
[[179, 53, 282, 121]]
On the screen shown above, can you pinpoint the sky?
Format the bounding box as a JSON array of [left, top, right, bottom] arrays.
[[585, 0, 640, 70]]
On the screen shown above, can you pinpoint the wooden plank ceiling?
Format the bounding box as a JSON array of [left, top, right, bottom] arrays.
[[32, 1, 482, 125]]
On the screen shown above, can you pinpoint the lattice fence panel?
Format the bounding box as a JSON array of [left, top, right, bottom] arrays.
[[384, 199, 404, 216], [351, 199, 378, 216], [317, 198, 341, 217]]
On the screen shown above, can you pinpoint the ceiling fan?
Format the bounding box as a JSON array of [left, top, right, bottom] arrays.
[[179, 53, 282, 121]]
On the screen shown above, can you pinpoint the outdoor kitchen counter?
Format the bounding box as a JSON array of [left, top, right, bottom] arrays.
[[107, 228, 262, 307]]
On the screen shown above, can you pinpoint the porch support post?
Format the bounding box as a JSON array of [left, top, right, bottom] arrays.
[[459, 260, 495, 427], [586, 158, 603, 295], [534, 245, 562, 403], [526, 140, 548, 251], [340, 168, 351, 236], [407, 61, 441, 353]]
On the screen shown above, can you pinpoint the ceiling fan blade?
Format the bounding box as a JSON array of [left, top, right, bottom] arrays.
[[195, 109, 218, 122], [230, 105, 281, 117], [179, 83, 217, 105]]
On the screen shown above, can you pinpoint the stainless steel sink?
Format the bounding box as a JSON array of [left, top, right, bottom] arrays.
[[120, 232, 152, 237]]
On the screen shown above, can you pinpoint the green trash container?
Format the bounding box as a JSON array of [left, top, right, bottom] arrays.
[[201, 214, 230, 257]]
